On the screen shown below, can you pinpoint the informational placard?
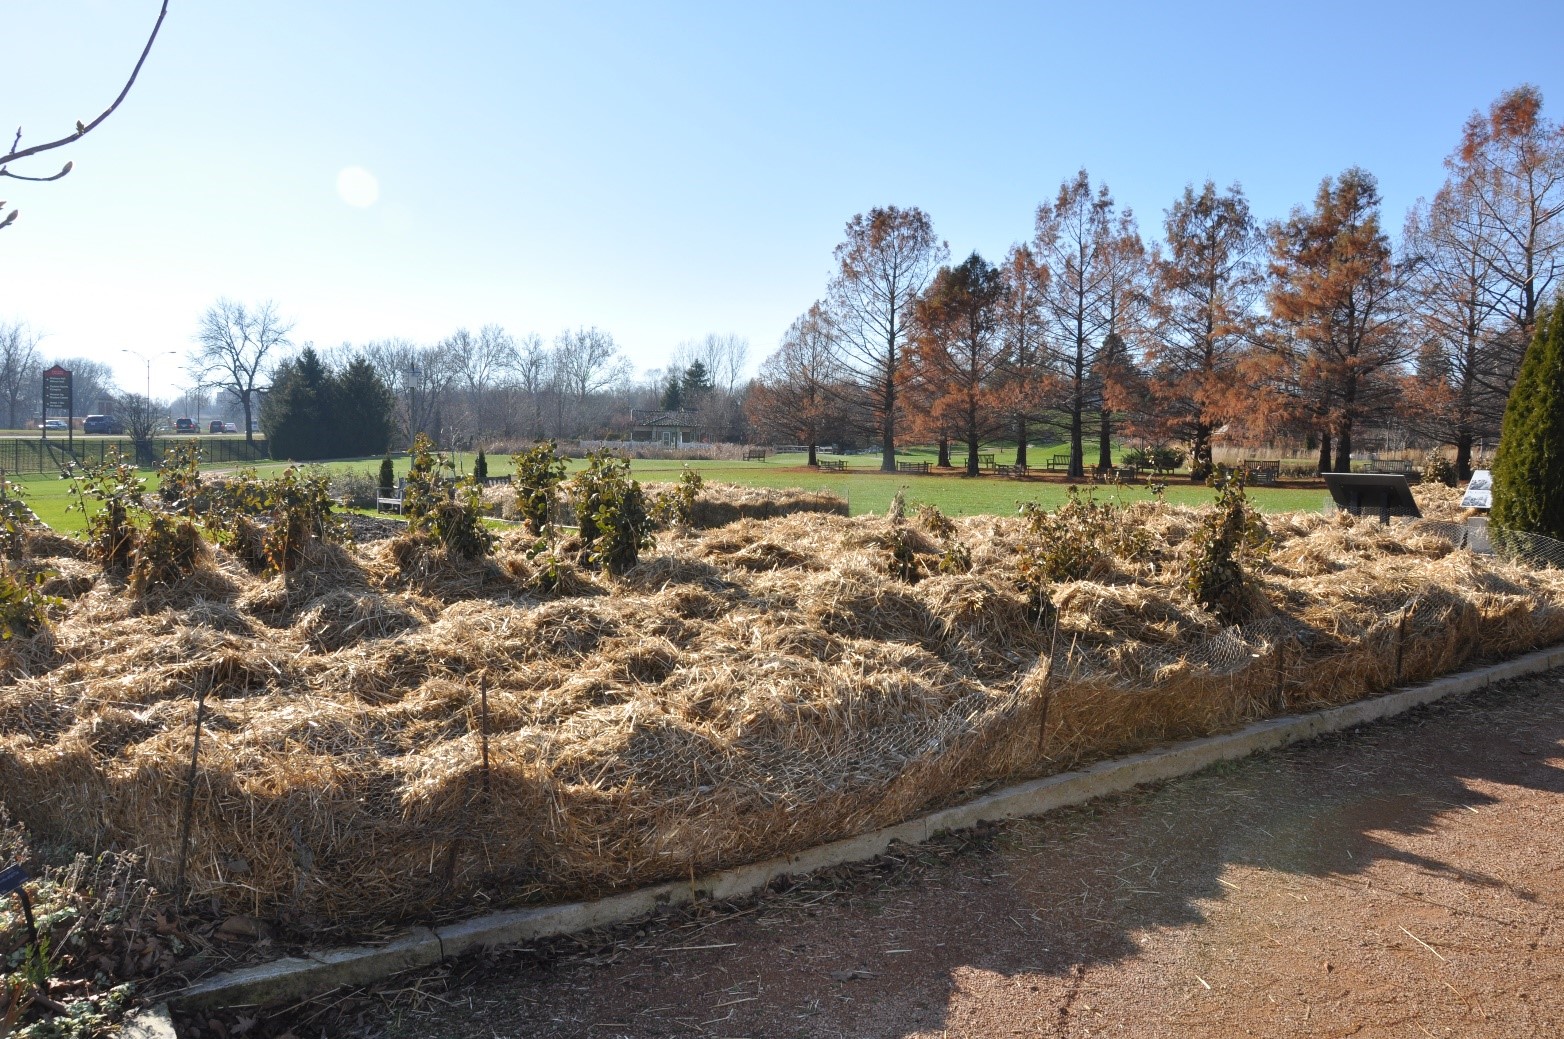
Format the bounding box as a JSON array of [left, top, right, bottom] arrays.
[[41, 365, 73, 444], [1460, 469, 1492, 510]]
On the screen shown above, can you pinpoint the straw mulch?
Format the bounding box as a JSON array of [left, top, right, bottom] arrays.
[[0, 483, 1555, 924]]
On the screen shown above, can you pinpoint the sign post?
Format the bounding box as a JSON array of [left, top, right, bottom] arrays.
[[41, 365, 73, 450]]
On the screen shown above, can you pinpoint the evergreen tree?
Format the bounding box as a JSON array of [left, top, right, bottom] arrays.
[[261, 346, 332, 459], [334, 356, 397, 457], [660, 372, 683, 411], [473, 448, 488, 481], [1491, 300, 1564, 539], [379, 456, 396, 495], [681, 360, 713, 396]]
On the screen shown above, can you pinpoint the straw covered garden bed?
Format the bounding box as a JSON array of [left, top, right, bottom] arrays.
[[0, 479, 1557, 925]]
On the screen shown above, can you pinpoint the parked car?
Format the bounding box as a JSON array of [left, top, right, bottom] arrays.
[[175, 417, 198, 433], [224, 422, 238, 433], [83, 414, 124, 434], [42, 418, 67, 431], [209, 420, 225, 433]]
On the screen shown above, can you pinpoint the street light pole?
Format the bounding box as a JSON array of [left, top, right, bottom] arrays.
[[121, 348, 175, 453]]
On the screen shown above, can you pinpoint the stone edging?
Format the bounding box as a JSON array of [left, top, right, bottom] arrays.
[[172, 644, 1564, 1011]]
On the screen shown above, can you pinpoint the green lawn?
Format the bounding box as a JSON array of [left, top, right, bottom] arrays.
[[10, 447, 1330, 536]]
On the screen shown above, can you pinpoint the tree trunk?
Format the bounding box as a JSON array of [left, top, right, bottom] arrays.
[[1454, 434, 1473, 482], [1333, 422, 1353, 475], [1317, 430, 1332, 475], [1097, 409, 1113, 470], [1014, 415, 1028, 468], [1069, 394, 1085, 478], [937, 435, 950, 469], [966, 434, 979, 477], [807, 441, 818, 467]]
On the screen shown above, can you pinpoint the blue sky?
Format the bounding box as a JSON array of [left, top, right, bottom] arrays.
[[3, 0, 1562, 399]]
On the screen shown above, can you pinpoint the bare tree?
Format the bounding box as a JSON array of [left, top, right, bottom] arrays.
[[446, 324, 518, 435], [119, 392, 161, 465], [0, 321, 42, 430], [513, 332, 552, 439], [553, 327, 627, 436], [827, 206, 947, 472], [361, 338, 459, 445], [192, 299, 294, 446], [747, 303, 845, 466], [1, 1, 169, 230]]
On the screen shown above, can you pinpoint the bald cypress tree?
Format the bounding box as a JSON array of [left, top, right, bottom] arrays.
[[1491, 300, 1564, 539]]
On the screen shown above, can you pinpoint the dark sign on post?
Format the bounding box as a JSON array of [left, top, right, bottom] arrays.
[[41, 365, 73, 446]]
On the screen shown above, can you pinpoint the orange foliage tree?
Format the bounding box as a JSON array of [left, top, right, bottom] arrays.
[[908, 252, 1010, 475], [1142, 181, 1266, 479], [1265, 168, 1410, 473]]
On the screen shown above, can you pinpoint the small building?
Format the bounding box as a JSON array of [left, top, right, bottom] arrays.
[[630, 409, 703, 446]]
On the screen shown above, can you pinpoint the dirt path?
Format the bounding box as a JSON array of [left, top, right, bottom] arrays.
[[229, 671, 1564, 1038]]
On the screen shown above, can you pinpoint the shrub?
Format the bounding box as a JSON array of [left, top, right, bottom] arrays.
[[571, 450, 652, 576], [129, 514, 207, 594], [0, 476, 41, 560], [915, 504, 970, 574], [378, 456, 396, 495], [650, 465, 703, 529], [62, 451, 145, 570], [1016, 487, 1148, 584], [402, 434, 493, 560], [1492, 300, 1564, 539], [0, 567, 58, 639], [1185, 469, 1270, 624], [207, 466, 347, 574], [331, 467, 383, 509], [473, 448, 488, 482], [1421, 451, 1457, 488], [512, 440, 568, 537], [155, 440, 204, 512]]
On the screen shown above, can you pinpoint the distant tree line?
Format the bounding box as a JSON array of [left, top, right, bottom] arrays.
[[747, 85, 1564, 480]]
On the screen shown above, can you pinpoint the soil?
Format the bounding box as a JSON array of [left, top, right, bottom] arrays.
[[193, 669, 1564, 1039]]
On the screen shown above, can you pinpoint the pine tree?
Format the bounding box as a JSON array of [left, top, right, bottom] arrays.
[[379, 456, 396, 495], [261, 347, 331, 460], [473, 448, 488, 481], [1491, 300, 1564, 539], [660, 372, 683, 411], [334, 356, 397, 457]]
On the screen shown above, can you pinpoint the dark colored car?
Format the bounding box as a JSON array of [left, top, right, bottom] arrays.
[[209, 420, 225, 433], [175, 418, 198, 433], [83, 414, 123, 434]]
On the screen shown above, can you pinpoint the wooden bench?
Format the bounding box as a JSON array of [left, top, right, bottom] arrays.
[[816, 459, 847, 471], [896, 461, 930, 475], [1046, 454, 1070, 470], [743, 449, 768, 462], [1095, 464, 1139, 483], [977, 452, 996, 470], [1241, 459, 1281, 485], [996, 463, 1030, 478]]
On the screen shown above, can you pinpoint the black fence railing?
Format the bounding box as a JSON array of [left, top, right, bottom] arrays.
[[0, 436, 269, 474]]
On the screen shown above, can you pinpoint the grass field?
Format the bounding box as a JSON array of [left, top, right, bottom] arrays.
[[10, 444, 1330, 535]]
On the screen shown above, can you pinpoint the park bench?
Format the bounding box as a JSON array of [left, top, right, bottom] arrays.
[[376, 478, 407, 514], [977, 452, 996, 470], [896, 461, 930, 475], [744, 448, 768, 462], [1095, 464, 1139, 483], [995, 463, 1029, 478], [1242, 459, 1281, 485], [816, 459, 847, 471], [1046, 454, 1070, 470]]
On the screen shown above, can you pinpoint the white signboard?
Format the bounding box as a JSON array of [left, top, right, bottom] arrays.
[[1460, 469, 1492, 510]]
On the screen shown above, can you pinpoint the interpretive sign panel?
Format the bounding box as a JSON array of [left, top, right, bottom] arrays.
[[1460, 469, 1492, 510]]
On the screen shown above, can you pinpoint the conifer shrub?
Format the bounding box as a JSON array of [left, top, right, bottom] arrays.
[[1492, 300, 1564, 540]]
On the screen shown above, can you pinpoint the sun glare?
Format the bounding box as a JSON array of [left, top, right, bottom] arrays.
[[336, 166, 380, 208]]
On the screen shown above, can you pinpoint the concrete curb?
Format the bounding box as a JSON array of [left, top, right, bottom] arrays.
[[171, 644, 1564, 1012]]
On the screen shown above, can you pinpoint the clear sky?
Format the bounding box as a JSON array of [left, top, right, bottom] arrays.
[[3, 0, 1562, 399]]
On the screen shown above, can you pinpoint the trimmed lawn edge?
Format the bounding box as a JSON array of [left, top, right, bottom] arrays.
[[168, 641, 1564, 1012]]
